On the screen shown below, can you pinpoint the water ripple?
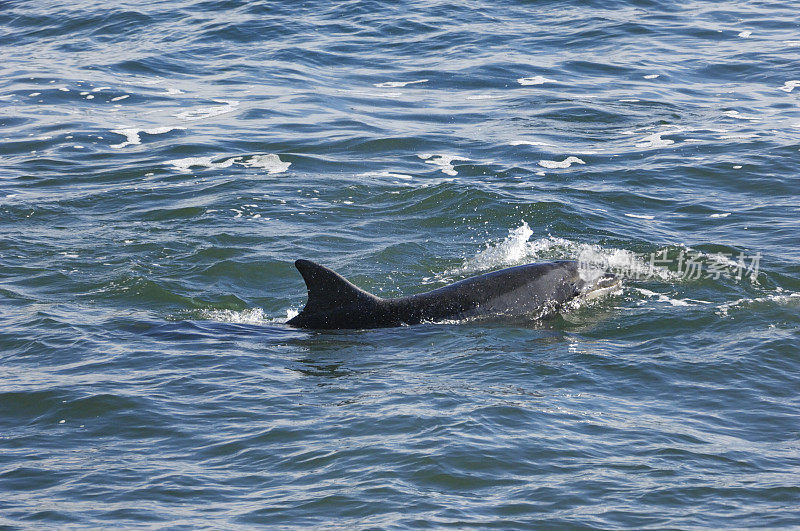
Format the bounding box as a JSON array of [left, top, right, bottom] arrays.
[[1, 0, 799, 527]]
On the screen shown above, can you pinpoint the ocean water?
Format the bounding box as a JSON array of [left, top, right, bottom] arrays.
[[1, 0, 799, 527]]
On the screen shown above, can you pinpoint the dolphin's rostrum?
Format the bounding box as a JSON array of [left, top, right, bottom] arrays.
[[287, 259, 619, 329]]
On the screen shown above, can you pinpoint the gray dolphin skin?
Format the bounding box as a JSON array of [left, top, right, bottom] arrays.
[[287, 259, 619, 330]]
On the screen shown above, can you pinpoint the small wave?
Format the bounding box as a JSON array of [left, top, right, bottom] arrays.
[[716, 291, 800, 317], [509, 139, 553, 147], [173, 100, 239, 121], [358, 171, 413, 180], [635, 288, 711, 307], [722, 110, 758, 121], [373, 79, 427, 88], [624, 213, 655, 220]]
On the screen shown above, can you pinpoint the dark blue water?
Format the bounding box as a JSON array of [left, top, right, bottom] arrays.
[[1, 0, 799, 527]]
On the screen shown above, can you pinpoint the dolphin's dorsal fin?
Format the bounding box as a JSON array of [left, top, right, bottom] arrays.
[[294, 259, 376, 314]]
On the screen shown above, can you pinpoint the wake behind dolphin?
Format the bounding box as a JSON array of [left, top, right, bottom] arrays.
[[287, 259, 620, 329]]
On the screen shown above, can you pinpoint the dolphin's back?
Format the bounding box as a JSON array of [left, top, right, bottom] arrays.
[[390, 261, 580, 324], [287, 259, 582, 330]]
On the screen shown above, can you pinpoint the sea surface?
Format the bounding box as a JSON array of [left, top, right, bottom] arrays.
[[1, 0, 799, 527]]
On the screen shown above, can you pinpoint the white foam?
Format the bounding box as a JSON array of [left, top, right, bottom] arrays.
[[167, 153, 290, 174], [111, 95, 129, 101], [780, 80, 800, 93], [538, 156, 584, 169], [168, 156, 238, 172], [237, 154, 291, 174], [174, 100, 239, 121], [374, 79, 427, 88], [110, 126, 185, 149], [165, 87, 184, 95], [636, 132, 675, 148], [710, 212, 731, 218], [92, 86, 111, 92], [738, 30, 752, 38], [517, 75, 556, 86], [643, 74, 660, 79], [418, 153, 468, 176]]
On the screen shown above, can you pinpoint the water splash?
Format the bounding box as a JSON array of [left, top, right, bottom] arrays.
[[199, 308, 298, 324], [457, 222, 675, 282]]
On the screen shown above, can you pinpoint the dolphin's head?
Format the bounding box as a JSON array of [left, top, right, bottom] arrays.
[[541, 260, 619, 306], [575, 267, 622, 301], [533, 261, 622, 308]]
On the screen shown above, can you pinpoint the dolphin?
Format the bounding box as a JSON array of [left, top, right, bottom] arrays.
[[287, 259, 620, 330]]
